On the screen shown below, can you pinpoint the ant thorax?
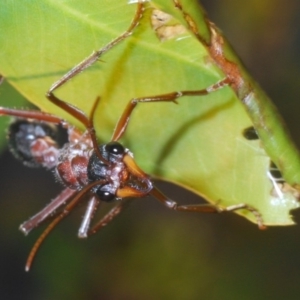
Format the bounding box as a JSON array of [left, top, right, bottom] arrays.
[[55, 129, 93, 191]]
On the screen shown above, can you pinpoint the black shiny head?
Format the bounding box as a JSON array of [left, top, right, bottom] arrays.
[[87, 141, 126, 202], [7, 119, 68, 167]]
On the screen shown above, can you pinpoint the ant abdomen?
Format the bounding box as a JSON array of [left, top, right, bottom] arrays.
[[8, 119, 68, 169]]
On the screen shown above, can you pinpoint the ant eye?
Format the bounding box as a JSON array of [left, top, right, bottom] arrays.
[[96, 189, 115, 202], [105, 142, 125, 155]]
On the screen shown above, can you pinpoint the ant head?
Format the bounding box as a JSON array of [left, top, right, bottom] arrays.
[[87, 142, 128, 202], [87, 141, 152, 202]]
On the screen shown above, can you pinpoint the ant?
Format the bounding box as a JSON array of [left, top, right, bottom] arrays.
[[0, 1, 265, 271]]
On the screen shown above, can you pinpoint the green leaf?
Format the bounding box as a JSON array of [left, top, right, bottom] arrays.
[[0, 0, 299, 226]]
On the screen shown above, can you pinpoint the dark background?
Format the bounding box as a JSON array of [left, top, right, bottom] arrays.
[[1, 0, 300, 299]]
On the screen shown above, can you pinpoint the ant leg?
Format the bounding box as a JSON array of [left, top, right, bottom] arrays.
[[78, 196, 100, 238], [150, 187, 266, 230], [44, 5, 145, 154], [47, 2, 145, 94], [0, 107, 67, 125], [0, 73, 64, 125], [87, 199, 133, 237], [25, 179, 107, 271], [111, 77, 230, 141], [42, 4, 145, 159], [20, 188, 76, 235]]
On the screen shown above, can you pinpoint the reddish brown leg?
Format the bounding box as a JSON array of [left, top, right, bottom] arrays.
[[20, 188, 76, 235], [43, 1, 145, 144], [150, 187, 266, 230], [47, 3, 145, 94], [0, 107, 67, 125], [87, 198, 133, 237], [0, 74, 65, 125], [43, 3, 145, 162], [25, 179, 107, 272], [111, 78, 230, 141]]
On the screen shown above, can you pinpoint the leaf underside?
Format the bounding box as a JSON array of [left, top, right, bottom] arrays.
[[0, 0, 298, 226]]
